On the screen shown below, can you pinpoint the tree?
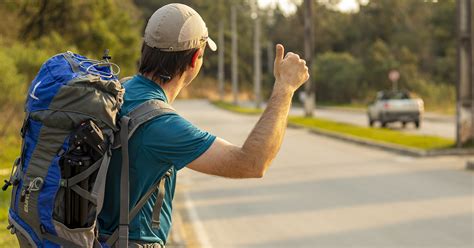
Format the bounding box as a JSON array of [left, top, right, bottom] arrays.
[[18, 0, 142, 77], [314, 52, 364, 103]]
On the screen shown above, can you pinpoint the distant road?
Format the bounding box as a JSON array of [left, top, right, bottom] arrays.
[[291, 107, 456, 139], [239, 102, 456, 139], [173, 100, 472, 248]]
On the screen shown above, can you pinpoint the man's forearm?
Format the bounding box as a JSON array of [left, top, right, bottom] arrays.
[[241, 84, 294, 176]]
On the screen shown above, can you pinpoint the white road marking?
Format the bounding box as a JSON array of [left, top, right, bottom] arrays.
[[183, 189, 213, 248]]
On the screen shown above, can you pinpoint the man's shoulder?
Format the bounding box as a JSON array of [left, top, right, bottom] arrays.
[[144, 112, 192, 132], [136, 112, 192, 138], [139, 111, 211, 145]]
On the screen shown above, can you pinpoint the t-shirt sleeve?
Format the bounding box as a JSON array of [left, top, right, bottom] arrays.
[[141, 114, 216, 170]]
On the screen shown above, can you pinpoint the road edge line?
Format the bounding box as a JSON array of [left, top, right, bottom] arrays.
[[183, 190, 213, 248]]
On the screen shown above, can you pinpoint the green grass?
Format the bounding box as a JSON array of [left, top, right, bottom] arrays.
[[317, 102, 367, 111], [212, 101, 264, 115], [0, 133, 21, 170], [0, 131, 21, 247], [212, 101, 455, 150], [0, 191, 17, 247], [289, 116, 454, 150]]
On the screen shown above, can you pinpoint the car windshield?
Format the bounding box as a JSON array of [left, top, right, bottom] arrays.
[[378, 91, 411, 100]]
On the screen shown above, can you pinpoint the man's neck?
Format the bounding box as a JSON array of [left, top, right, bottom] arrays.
[[143, 74, 185, 103]]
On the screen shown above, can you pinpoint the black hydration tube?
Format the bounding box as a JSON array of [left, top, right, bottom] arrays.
[[158, 74, 172, 83]]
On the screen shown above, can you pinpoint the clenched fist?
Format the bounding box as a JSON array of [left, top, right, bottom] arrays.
[[273, 44, 310, 93]]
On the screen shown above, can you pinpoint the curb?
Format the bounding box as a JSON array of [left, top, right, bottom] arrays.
[[287, 123, 474, 157]]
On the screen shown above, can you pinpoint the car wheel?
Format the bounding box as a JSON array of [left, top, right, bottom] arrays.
[[381, 122, 387, 128], [415, 120, 420, 129]]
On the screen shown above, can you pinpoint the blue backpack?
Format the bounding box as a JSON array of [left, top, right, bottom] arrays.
[[3, 51, 175, 247]]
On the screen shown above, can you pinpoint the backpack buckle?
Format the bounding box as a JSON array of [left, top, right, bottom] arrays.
[[2, 180, 12, 191], [2, 157, 20, 191], [6, 224, 15, 234]]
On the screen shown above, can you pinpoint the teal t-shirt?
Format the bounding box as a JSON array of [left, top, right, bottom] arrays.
[[98, 75, 215, 245]]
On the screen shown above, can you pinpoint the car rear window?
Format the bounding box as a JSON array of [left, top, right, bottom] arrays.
[[380, 91, 411, 100]]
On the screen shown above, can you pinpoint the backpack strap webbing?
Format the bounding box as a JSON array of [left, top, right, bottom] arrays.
[[118, 116, 130, 248], [105, 169, 172, 247], [152, 169, 172, 229], [109, 99, 176, 248], [112, 100, 176, 149]]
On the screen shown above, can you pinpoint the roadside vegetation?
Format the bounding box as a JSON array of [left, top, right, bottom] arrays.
[[212, 101, 455, 150], [0, 129, 21, 246], [212, 101, 264, 115], [288, 117, 454, 150]]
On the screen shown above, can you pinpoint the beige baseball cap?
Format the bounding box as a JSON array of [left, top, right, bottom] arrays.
[[144, 3, 217, 52]]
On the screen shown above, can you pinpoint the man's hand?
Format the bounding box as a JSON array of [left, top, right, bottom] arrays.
[[273, 44, 310, 93]]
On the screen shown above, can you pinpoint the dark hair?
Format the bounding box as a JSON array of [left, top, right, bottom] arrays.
[[138, 42, 199, 83]]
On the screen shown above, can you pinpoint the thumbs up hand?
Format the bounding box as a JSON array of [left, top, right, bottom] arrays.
[[273, 44, 310, 93]]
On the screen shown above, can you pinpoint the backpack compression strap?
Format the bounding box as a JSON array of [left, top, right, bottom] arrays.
[[110, 100, 176, 248]]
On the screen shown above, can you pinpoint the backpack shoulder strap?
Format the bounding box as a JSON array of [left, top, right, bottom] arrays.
[[127, 99, 176, 138], [112, 99, 176, 248], [117, 116, 130, 248], [112, 99, 176, 149]]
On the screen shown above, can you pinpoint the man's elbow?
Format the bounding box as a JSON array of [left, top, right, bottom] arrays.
[[249, 159, 271, 178], [239, 150, 271, 178], [245, 168, 265, 178], [253, 168, 266, 178]]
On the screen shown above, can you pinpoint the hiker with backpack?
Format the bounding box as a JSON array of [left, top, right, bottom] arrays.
[[4, 3, 309, 248]]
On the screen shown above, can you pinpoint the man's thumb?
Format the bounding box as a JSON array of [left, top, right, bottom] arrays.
[[275, 44, 284, 64]]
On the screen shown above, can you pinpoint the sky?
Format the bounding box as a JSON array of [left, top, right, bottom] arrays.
[[258, 0, 369, 15], [335, 0, 369, 12]]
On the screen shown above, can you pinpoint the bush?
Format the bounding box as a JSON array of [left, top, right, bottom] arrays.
[[0, 46, 26, 106], [314, 52, 365, 103]]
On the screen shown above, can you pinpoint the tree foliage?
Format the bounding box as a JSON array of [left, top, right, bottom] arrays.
[[269, 0, 456, 108], [0, 0, 458, 111], [314, 52, 364, 103], [0, 0, 142, 109]]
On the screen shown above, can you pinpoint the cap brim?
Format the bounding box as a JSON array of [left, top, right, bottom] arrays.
[[207, 37, 217, 51]]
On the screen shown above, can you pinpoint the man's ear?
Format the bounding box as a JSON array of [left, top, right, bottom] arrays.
[[190, 48, 202, 68]]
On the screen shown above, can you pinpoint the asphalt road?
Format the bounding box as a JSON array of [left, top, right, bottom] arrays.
[[173, 100, 473, 248], [289, 107, 455, 139]]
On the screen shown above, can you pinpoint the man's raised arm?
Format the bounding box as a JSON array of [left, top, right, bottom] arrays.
[[188, 44, 309, 178]]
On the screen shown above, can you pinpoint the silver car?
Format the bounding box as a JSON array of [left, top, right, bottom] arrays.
[[368, 90, 424, 128]]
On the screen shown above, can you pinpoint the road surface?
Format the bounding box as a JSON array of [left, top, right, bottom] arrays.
[[173, 100, 473, 248]]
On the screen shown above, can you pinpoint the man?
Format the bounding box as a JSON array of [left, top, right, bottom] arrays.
[[98, 3, 309, 247]]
